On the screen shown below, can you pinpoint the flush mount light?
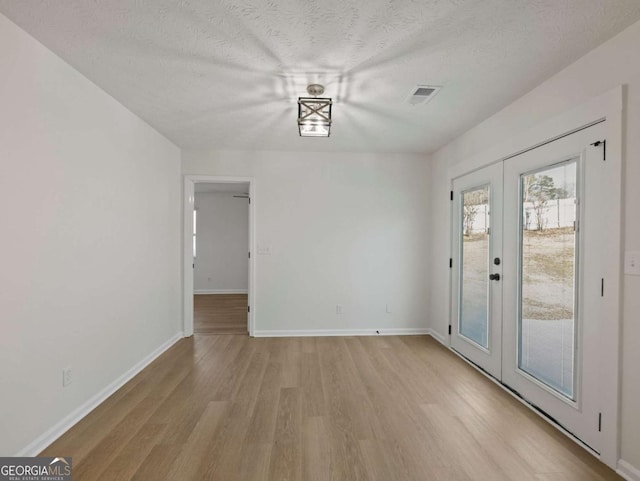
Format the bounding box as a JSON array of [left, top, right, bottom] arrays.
[[298, 84, 332, 137]]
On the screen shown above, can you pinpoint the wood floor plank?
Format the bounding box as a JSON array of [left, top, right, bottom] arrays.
[[421, 403, 515, 481], [359, 439, 396, 481], [164, 400, 229, 481], [237, 443, 272, 481], [38, 335, 623, 481], [300, 351, 326, 417], [69, 395, 167, 480], [281, 337, 302, 388], [202, 351, 271, 481], [130, 444, 185, 481], [268, 387, 302, 481], [211, 338, 257, 401], [316, 337, 381, 440], [346, 338, 450, 475], [459, 408, 542, 481], [194, 293, 248, 334], [302, 416, 331, 481], [245, 360, 283, 444], [93, 423, 167, 481], [151, 337, 242, 446]]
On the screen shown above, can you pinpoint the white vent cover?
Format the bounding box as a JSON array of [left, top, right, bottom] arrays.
[[405, 85, 441, 106]]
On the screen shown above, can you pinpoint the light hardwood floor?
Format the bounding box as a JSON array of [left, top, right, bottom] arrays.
[[40, 335, 622, 480], [194, 294, 248, 334]]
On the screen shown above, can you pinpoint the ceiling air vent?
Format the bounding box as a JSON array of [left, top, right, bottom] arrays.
[[405, 85, 441, 106]]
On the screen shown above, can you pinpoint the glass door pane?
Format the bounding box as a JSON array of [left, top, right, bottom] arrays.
[[519, 160, 578, 399], [460, 186, 490, 348]]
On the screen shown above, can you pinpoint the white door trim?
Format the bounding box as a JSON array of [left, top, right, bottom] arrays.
[[445, 86, 622, 468], [183, 175, 255, 337]]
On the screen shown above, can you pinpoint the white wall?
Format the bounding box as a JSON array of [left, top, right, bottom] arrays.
[[183, 151, 431, 335], [194, 192, 249, 293], [0, 13, 182, 456], [428, 19, 640, 473]]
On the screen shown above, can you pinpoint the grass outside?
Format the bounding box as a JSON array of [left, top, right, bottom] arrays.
[[522, 227, 575, 320], [463, 226, 575, 320]]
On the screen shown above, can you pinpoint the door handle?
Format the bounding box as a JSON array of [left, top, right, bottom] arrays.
[[489, 273, 501, 281]]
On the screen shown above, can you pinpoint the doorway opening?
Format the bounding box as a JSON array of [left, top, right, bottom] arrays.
[[183, 176, 254, 337], [193, 182, 249, 334]]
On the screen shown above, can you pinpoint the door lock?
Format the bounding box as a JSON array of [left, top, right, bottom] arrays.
[[489, 273, 501, 281]]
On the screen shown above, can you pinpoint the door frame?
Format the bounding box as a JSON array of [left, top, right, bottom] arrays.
[[183, 175, 255, 337], [445, 87, 622, 468]]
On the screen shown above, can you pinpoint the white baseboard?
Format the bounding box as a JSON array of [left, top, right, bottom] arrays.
[[194, 289, 248, 295], [618, 460, 640, 481], [15, 331, 184, 457], [426, 328, 448, 345], [252, 328, 429, 338]]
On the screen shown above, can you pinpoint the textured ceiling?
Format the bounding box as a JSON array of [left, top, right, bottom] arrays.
[[1, 1, 639, 154]]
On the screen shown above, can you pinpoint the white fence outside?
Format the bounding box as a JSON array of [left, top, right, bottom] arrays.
[[466, 198, 576, 233]]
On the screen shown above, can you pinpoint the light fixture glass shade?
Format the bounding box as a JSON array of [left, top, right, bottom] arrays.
[[298, 97, 332, 137]]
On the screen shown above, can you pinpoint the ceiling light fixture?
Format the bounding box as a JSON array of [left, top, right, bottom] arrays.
[[298, 84, 332, 137]]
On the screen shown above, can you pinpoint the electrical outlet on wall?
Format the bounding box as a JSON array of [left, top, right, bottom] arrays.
[[336, 304, 343, 315], [62, 367, 72, 387]]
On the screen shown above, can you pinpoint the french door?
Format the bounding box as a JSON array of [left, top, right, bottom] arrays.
[[451, 163, 503, 379], [451, 122, 607, 451]]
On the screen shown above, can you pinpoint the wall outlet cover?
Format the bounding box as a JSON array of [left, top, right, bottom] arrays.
[[257, 245, 271, 255], [624, 251, 640, 276], [62, 367, 72, 387]]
